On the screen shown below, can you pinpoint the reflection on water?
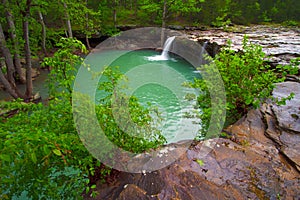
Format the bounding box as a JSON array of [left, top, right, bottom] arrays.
[[0, 70, 49, 100]]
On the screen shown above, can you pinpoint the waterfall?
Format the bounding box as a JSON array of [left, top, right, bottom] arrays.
[[200, 41, 208, 64], [201, 41, 208, 56], [147, 36, 176, 61], [161, 36, 176, 59], [193, 41, 208, 74]]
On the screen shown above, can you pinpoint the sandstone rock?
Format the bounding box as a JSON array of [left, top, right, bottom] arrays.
[[280, 131, 300, 171], [117, 184, 149, 200]]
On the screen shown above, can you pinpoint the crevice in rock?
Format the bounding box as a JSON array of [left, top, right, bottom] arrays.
[[270, 105, 300, 135], [261, 105, 300, 174], [278, 151, 300, 174], [285, 75, 300, 83], [260, 106, 282, 147]]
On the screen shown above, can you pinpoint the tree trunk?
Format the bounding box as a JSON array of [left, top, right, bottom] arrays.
[[23, 0, 33, 99], [134, 0, 138, 18], [161, 0, 167, 47], [63, 2, 73, 38], [0, 23, 16, 86], [3, 0, 25, 84], [113, 0, 117, 28], [85, 0, 91, 50], [0, 23, 24, 99], [37, 10, 47, 56], [0, 61, 18, 99], [85, 36, 91, 50]]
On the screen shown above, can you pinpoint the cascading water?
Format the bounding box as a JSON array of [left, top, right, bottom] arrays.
[[147, 36, 176, 61], [194, 41, 208, 74], [200, 41, 208, 64], [161, 36, 176, 59]]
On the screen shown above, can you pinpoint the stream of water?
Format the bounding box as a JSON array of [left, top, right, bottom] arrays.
[[0, 70, 49, 101]]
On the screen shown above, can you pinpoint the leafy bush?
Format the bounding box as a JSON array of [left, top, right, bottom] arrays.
[[212, 16, 231, 28], [42, 37, 87, 99], [96, 67, 166, 153], [282, 20, 299, 27], [0, 38, 166, 199], [191, 36, 297, 128], [0, 99, 96, 199]]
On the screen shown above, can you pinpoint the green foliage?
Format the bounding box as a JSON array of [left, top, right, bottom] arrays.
[[67, 0, 101, 38], [220, 131, 230, 138], [282, 20, 299, 27], [212, 16, 231, 28], [211, 0, 232, 27], [260, 11, 272, 22], [0, 99, 97, 199], [0, 38, 166, 198], [190, 36, 297, 128], [96, 67, 166, 153], [140, 0, 204, 25], [195, 159, 204, 166], [42, 37, 87, 99]]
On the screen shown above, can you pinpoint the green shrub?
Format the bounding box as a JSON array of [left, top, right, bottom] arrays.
[[42, 37, 87, 99], [96, 67, 166, 153], [0, 99, 95, 199], [212, 16, 231, 28], [0, 38, 166, 199], [191, 36, 297, 129], [282, 20, 299, 27]]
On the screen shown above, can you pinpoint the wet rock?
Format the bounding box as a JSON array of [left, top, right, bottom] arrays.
[[271, 53, 300, 66], [86, 81, 300, 200], [280, 131, 300, 170], [261, 81, 300, 171], [168, 25, 184, 30], [117, 184, 149, 200], [89, 110, 299, 199], [272, 81, 300, 133]]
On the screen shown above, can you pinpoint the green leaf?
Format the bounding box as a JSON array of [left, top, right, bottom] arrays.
[[43, 145, 51, 155], [195, 159, 204, 166], [0, 154, 11, 162], [245, 98, 252, 105], [53, 149, 62, 156], [31, 152, 37, 164], [91, 184, 96, 189]]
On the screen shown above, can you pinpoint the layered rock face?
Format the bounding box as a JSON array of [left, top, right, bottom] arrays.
[[86, 81, 300, 199], [187, 25, 300, 67]]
